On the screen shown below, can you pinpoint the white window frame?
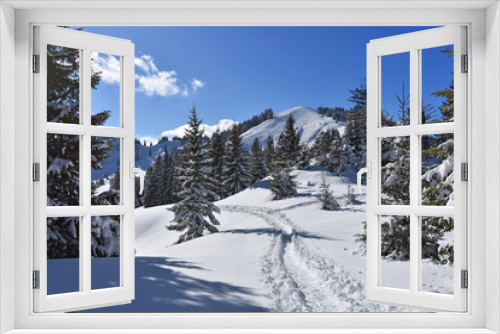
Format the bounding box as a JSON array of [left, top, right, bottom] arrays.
[[366, 26, 467, 312], [1, 1, 499, 333], [33, 26, 136, 313]]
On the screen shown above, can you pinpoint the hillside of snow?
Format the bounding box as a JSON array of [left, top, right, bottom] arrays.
[[91, 139, 182, 180], [64, 168, 453, 313], [241, 106, 345, 149]]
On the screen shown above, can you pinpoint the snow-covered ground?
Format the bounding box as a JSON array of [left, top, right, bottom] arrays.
[[53, 168, 454, 313]]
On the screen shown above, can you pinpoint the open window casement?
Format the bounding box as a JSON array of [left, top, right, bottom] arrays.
[[364, 26, 467, 312], [33, 26, 136, 312]]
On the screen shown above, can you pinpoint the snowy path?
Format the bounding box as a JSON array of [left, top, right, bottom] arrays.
[[220, 205, 404, 312]]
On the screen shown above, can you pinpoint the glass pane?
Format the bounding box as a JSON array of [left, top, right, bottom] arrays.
[[380, 215, 410, 290], [91, 137, 121, 205], [381, 52, 410, 127], [91, 216, 121, 290], [421, 45, 454, 124], [421, 134, 454, 206], [421, 216, 454, 294], [47, 216, 80, 295], [47, 134, 80, 206], [47, 45, 80, 124], [91, 52, 121, 127], [381, 136, 410, 205]]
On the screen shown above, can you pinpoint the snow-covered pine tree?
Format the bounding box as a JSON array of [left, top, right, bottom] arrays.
[[46, 41, 115, 259], [343, 183, 356, 206], [167, 107, 221, 243], [281, 115, 301, 167], [269, 168, 297, 200], [208, 127, 226, 198], [222, 125, 250, 196], [378, 85, 411, 261], [263, 135, 275, 173], [421, 48, 455, 264], [344, 80, 367, 170], [311, 130, 330, 166], [269, 131, 297, 200], [327, 128, 343, 174], [319, 175, 339, 211], [91, 216, 120, 257], [143, 165, 156, 208], [160, 149, 174, 205], [249, 138, 266, 185], [296, 145, 311, 170]]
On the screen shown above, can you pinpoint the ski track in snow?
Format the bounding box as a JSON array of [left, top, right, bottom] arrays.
[[220, 205, 411, 313]]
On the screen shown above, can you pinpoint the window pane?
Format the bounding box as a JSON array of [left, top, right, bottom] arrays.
[[91, 137, 121, 205], [91, 52, 121, 127], [421, 216, 454, 294], [381, 136, 410, 205], [421, 45, 454, 124], [91, 216, 121, 290], [381, 52, 410, 127], [47, 45, 80, 124], [421, 134, 454, 206], [47, 216, 80, 295], [47, 134, 80, 206], [380, 215, 410, 290]]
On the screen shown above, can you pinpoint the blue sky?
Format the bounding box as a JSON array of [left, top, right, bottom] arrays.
[[83, 26, 452, 142]]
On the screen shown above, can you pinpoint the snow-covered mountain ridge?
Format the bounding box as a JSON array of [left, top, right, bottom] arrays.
[[241, 106, 345, 149], [93, 106, 344, 180]]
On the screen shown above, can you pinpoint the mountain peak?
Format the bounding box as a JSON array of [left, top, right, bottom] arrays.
[[241, 106, 345, 148]]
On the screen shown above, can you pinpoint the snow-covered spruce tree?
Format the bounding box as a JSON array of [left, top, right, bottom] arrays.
[[91, 216, 120, 257], [343, 183, 356, 206], [249, 138, 266, 185], [319, 175, 339, 211], [327, 128, 343, 174], [343, 80, 367, 170], [281, 115, 301, 167], [311, 129, 332, 161], [263, 135, 275, 173], [378, 86, 411, 261], [47, 41, 115, 259], [222, 125, 250, 196], [421, 48, 455, 264], [160, 149, 174, 205], [208, 127, 226, 198], [269, 132, 297, 200], [167, 107, 221, 244], [296, 145, 311, 170], [143, 165, 156, 208], [269, 168, 297, 200]]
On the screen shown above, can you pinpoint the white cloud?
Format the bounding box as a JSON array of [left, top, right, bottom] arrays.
[[191, 78, 205, 92], [92, 52, 121, 84], [136, 70, 180, 97], [134, 55, 158, 74], [92, 53, 204, 98], [162, 119, 238, 139]]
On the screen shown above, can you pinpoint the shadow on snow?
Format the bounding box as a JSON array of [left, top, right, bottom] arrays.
[[78, 256, 268, 313]]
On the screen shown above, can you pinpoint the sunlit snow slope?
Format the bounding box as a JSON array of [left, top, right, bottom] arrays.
[[241, 106, 345, 149]]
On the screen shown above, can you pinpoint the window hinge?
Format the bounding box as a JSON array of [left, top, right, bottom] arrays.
[[33, 54, 40, 73], [461, 270, 468, 289], [33, 270, 40, 289], [33, 163, 40, 182], [461, 54, 468, 73], [461, 162, 468, 181]]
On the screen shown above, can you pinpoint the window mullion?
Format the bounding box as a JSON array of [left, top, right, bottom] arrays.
[[409, 47, 420, 294], [81, 47, 92, 294]]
